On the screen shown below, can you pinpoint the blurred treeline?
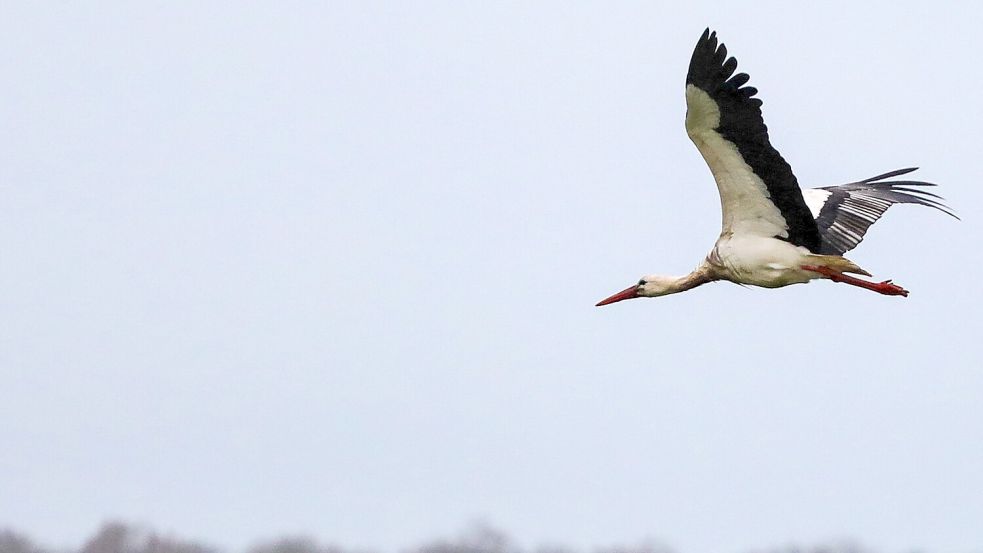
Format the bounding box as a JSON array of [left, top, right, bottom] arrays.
[[0, 521, 884, 553]]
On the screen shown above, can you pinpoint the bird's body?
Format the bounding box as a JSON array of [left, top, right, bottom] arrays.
[[708, 233, 817, 288], [597, 29, 954, 306]]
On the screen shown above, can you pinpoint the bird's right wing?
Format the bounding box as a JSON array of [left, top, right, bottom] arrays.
[[685, 29, 822, 253], [804, 167, 956, 255]]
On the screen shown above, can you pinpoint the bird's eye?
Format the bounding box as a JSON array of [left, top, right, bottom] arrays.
[[638, 279, 646, 286]]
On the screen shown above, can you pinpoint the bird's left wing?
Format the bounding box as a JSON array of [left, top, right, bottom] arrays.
[[804, 167, 956, 255], [685, 29, 822, 253]]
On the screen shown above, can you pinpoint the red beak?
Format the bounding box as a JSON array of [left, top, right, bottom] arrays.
[[595, 284, 640, 306]]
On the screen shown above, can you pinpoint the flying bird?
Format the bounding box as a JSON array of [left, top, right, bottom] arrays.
[[596, 29, 954, 306]]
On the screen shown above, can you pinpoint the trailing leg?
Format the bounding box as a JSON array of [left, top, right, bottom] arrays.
[[801, 264, 909, 297]]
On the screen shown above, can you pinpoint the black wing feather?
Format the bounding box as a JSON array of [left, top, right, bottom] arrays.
[[813, 167, 956, 255], [686, 29, 822, 252]]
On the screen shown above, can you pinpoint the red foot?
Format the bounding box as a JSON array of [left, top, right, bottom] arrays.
[[801, 265, 909, 297], [867, 279, 909, 297]]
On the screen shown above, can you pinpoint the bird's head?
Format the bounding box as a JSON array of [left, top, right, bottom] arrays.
[[595, 275, 681, 306]]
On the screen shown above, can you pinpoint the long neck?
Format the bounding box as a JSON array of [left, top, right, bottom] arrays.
[[669, 263, 714, 294]]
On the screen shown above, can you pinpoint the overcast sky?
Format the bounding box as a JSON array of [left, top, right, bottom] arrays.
[[2, 2, 982, 553]]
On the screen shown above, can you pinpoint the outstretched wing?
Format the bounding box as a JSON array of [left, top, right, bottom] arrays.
[[803, 167, 956, 255], [685, 29, 822, 253]]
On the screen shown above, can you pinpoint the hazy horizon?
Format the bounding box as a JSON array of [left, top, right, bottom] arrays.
[[0, 520, 889, 553]]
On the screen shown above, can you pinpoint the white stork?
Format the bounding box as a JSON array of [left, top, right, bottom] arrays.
[[596, 29, 954, 306]]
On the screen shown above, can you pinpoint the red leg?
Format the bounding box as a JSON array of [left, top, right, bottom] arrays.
[[801, 265, 909, 297]]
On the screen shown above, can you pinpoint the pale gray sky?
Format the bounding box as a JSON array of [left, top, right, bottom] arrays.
[[2, 2, 982, 553]]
